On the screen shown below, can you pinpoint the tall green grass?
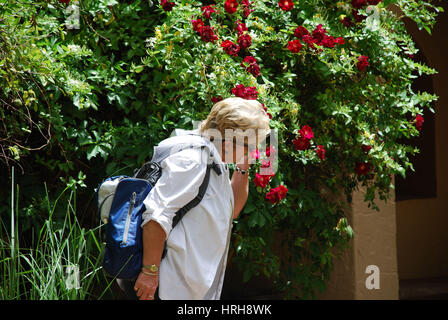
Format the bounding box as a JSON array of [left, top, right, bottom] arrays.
[[0, 167, 115, 300]]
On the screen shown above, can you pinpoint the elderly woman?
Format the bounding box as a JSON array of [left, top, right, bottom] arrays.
[[131, 97, 270, 300]]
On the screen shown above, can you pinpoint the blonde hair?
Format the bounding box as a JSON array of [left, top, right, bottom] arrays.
[[199, 97, 270, 143]]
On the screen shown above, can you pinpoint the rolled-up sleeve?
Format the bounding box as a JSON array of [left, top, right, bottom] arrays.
[[141, 148, 207, 239]]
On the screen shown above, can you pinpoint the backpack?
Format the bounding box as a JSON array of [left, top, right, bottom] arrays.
[[96, 139, 222, 280]]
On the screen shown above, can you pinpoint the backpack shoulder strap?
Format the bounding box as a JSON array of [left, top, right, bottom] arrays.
[[171, 152, 216, 228], [134, 139, 222, 182], [160, 144, 222, 259]]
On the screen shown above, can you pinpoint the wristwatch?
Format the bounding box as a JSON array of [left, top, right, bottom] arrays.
[[143, 264, 159, 273], [235, 166, 247, 175]]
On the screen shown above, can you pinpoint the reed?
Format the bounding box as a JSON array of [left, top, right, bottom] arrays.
[[0, 167, 114, 300]]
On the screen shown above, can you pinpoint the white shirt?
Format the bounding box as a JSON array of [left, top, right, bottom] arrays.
[[141, 129, 234, 300]]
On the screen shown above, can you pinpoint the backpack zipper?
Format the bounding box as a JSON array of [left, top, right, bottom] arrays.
[[121, 192, 137, 246]]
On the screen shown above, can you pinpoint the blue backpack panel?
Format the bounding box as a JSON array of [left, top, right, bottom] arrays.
[[102, 177, 152, 279]]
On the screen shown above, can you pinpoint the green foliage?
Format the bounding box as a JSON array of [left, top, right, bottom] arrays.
[[0, 0, 443, 299], [1, 171, 112, 300]]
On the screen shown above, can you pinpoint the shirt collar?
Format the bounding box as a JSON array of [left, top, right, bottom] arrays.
[[174, 128, 226, 168]]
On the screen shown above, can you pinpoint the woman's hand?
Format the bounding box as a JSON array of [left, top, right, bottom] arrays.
[[232, 148, 251, 219], [134, 271, 158, 300], [137, 220, 165, 300]]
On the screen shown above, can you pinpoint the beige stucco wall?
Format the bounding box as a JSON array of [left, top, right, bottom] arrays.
[[320, 3, 448, 300], [317, 231, 356, 299], [352, 183, 399, 299], [397, 199, 448, 279], [319, 180, 399, 299], [393, 4, 448, 281]]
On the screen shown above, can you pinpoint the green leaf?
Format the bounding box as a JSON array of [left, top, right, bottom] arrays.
[[86, 145, 100, 160], [243, 268, 252, 283], [134, 65, 144, 73], [295, 237, 305, 247]]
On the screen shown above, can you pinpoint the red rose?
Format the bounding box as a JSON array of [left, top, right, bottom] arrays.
[[355, 162, 371, 176], [58, 0, 71, 3], [351, 0, 368, 9], [341, 16, 353, 27], [302, 34, 318, 49], [254, 173, 271, 188], [241, 56, 261, 77], [265, 185, 288, 204], [235, 21, 248, 35], [260, 159, 275, 177], [278, 0, 294, 11], [335, 37, 345, 45], [243, 86, 258, 100], [265, 145, 276, 157], [241, 0, 254, 7], [192, 19, 205, 33], [277, 185, 288, 199], [231, 84, 259, 100], [199, 25, 218, 43], [287, 39, 302, 53], [265, 189, 279, 204], [249, 149, 260, 161], [299, 125, 314, 139], [237, 33, 252, 50], [357, 55, 369, 71], [211, 96, 223, 104], [261, 158, 271, 168], [261, 104, 272, 119], [243, 7, 252, 18], [231, 84, 246, 98], [368, 0, 382, 4], [321, 35, 336, 48], [221, 40, 240, 56], [293, 125, 314, 151], [352, 9, 366, 23], [241, 56, 257, 67], [293, 136, 311, 151], [161, 0, 176, 11], [224, 0, 239, 14], [294, 26, 310, 39], [201, 5, 218, 19], [312, 24, 328, 44], [242, 2, 254, 18], [415, 114, 424, 131], [316, 145, 326, 160], [361, 144, 372, 154]]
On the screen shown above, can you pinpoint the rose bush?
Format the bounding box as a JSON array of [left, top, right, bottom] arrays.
[[0, 0, 443, 298], [136, 0, 443, 298]]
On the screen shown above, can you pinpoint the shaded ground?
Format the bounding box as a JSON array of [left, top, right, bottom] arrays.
[[400, 277, 448, 300]]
